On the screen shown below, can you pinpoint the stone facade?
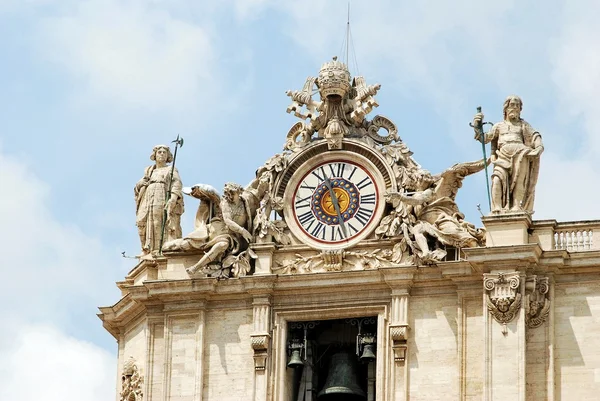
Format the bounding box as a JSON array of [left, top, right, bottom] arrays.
[[99, 59, 600, 400], [100, 216, 600, 400]]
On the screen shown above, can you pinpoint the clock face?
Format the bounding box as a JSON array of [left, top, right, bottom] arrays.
[[290, 159, 380, 247]]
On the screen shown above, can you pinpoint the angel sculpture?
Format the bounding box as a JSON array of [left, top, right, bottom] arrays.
[[376, 160, 487, 263], [163, 182, 256, 278]]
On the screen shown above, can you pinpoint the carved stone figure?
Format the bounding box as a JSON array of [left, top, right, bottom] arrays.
[[473, 96, 544, 213], [134, 145, 183, 256], [377, 161, 486, 263], [120, 356, 143, 401], [164, 182, 255, 278], [526, 276, 550, 329]]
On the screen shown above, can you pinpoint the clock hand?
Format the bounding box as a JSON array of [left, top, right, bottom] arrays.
[[322, 171, 348, 239]]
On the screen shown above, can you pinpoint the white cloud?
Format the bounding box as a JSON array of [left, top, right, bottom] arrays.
[[0, 323, 116, 401], [36, 0, 215, 112], [0, 145, 120, 398]]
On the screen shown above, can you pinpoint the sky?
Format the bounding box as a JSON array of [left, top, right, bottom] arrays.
[[0, 0, 599, 399]]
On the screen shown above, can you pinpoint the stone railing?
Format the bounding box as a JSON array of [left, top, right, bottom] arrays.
[[530, 220, 600, 252], [554, 229, 593, 251]]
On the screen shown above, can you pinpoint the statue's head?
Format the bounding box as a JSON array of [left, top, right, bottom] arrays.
[[150, 145, 173, 163], [223, 182, 244, 200], [403, 169, 434, 191], [503, 95, 523, 121]]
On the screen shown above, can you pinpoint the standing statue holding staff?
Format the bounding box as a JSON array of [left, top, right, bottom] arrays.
[[134, 143, 184, 257], [472, 95, 544, 213]]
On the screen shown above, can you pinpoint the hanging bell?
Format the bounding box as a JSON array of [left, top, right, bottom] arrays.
[[318, 350, 366, 400], [359, 343, 376, 363], [287, 348, 304, 368]]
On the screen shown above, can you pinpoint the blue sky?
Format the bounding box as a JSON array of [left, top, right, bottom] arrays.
[[1, 0, 599, 399]]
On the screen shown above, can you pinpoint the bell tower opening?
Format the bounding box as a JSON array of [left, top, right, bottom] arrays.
[[286, 317, 377, 401]]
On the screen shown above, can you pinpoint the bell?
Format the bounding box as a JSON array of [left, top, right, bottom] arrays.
[[318, 350, 366, 400], [359, 343, 376, 363], [287, 349, 304, 368]]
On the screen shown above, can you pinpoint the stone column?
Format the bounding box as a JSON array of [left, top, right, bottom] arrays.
[[145, 306, 165, 400], [389, 288, 410, 401], [483, 271, 526, 401], [250, 294, 272, 401], [382, 267, 415, 401]]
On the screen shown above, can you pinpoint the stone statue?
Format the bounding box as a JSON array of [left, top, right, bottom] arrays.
[[134, 145, 183, 256], [377, 161, 486, 263], [473, 95, 543, 213], [163, 182, 255, 278]]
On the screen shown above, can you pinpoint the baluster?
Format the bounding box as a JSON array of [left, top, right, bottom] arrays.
[[554, 232, 559, 250], [583, 231, 589, 250], [590, 231, 594, 250], [558, 232, 564, 250], [577, 231, 583, 251]]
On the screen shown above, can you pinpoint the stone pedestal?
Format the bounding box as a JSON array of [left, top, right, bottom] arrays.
[[482, 213, 532, 247]]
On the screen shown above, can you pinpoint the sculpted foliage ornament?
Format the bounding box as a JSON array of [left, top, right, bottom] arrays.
[[274, 248, 398, 274], [484, 273, 522, 334], [120, 357, 143, 401]]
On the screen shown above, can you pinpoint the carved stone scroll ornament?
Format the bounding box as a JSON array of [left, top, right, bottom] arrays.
[[250, 334, 270, 371], [389, 324, 409, 362], [120, 356, 143, 401], [484, 273, 522, 334], [366, 115, 399, 145], [526, 277, 550, 329]]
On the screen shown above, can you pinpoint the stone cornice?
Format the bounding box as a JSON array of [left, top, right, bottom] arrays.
[[463, 243, 543, 272]]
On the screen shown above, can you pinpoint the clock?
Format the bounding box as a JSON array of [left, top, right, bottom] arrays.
[[283, 152, 386, 250]]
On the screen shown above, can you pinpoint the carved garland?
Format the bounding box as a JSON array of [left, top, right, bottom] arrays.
[[120, 357, 143, 401], [484, 273, 522, 334], [273, 248, 400, 275]]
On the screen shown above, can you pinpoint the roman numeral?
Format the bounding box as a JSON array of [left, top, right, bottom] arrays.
[[347, 166, 357, 180], [311, 167, 326, 182], [354, 208, 373, 225], [329, 225, 346, 241], [298, 211, 314, 226], [310, 222, 325, 239], [356, 176, 373, 190], [300, 183, 316, 191], [361, 193, 376, 205], [348, 222, 359, 235], [328, 163, 345, 178], [295, 195, 312, 208]]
